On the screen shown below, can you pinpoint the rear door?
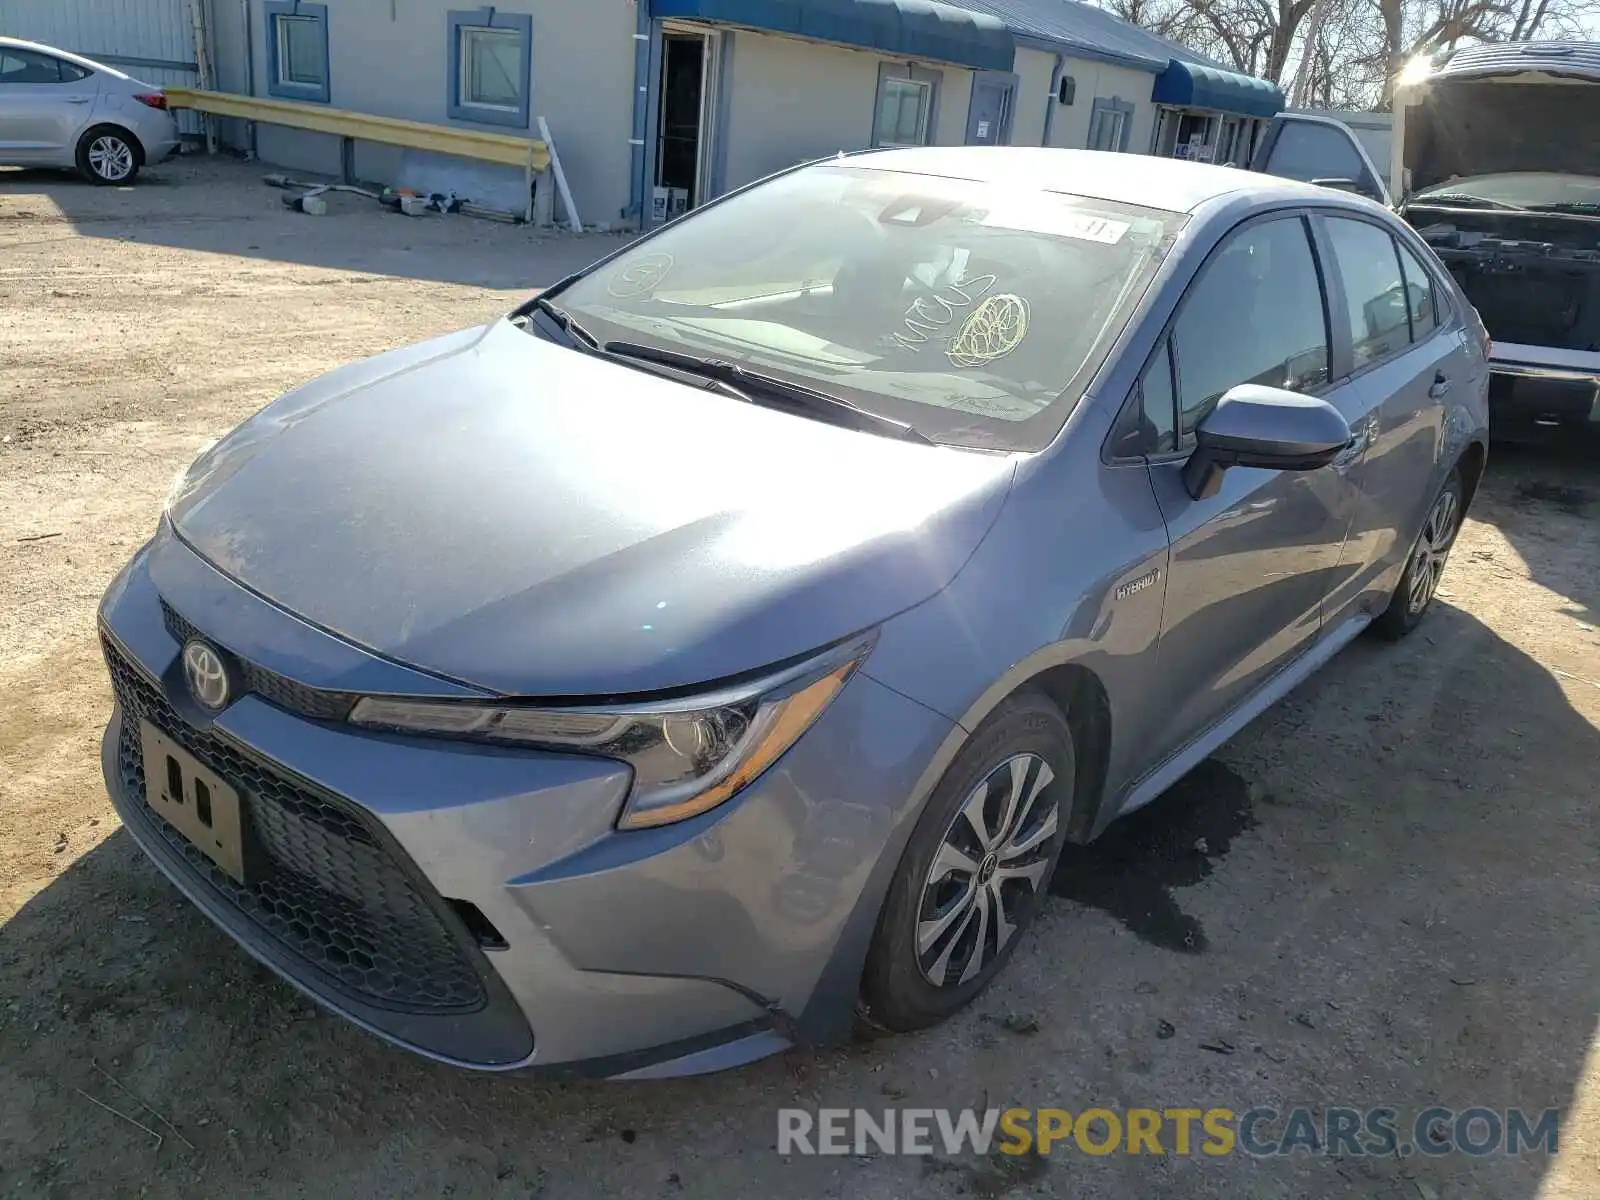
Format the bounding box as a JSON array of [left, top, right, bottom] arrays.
[[1252, 114, 1390, 206], [1314, 213, 1470, 619], [0, 49, 99, 163], [1127, 212, 1365, 765]]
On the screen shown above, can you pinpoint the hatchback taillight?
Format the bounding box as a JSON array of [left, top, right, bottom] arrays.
[[134, 92, 168, 109]]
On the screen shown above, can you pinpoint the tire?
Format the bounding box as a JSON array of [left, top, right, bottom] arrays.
[[860, 692, 1075, 1032], [1373, 467, 1465, 640], [76, 126, 142, 185]]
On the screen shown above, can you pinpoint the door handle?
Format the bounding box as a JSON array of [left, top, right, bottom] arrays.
[[66, 97, 91, 104], [1428, 372, 1453, 399]]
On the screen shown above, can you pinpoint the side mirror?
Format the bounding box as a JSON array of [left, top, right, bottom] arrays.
[[1183, 384, 1353, 500]]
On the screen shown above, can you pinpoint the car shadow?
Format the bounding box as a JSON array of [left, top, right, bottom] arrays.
[[0, 604, 1595, 1197], [0, 156, 631, 289], [1469, 440, 1600, 627]]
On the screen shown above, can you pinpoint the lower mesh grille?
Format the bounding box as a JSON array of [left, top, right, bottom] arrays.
[[104, 635, 487, 1015]]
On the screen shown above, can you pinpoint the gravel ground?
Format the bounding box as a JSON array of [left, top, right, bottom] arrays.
[[1, 157, 1596, 1200]]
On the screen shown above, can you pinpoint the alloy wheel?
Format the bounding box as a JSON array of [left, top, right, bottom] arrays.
[[916, 753, 1057, 987], [89, 136, 134, 182], [1407, 487, 1460, 615]]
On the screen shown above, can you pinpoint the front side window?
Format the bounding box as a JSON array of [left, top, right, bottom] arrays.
[[447, 9, 531, 127], [1110, 339, 1178, 458], [1324, 217, 1411, 369], [874, 66, 938, 148], [1172, 216, 1330, 436], [555, 164, 1187, 450], [264, 1, 328, 102]]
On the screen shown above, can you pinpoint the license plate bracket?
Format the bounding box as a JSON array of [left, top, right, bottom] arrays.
[[139, 720, 247, 883]]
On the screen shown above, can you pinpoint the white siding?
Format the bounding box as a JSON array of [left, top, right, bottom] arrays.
[[7, 0, 202, 134], [1046, 56, 1158, 154], [1010, 46, 1057, 147], [209, 0, 636, 222], [719, 30, 981, 194]]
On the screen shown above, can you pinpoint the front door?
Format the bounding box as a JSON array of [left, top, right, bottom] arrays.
[[0, 48, 98, 163], [965, 75, 1014, 146], [1141, 213, 1361, 762]]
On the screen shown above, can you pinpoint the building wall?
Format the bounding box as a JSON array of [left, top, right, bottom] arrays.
[[208, 0, 637, 222], [1010, 46, 1057, 147], [1044, 55, 1158, 154], [718, 30, 976, 194]]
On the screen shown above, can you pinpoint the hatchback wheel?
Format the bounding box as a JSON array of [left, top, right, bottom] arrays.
[[1374, 467, 1465, 639], [77, 127, 141, 185], [861, 693, 1074, 1031]]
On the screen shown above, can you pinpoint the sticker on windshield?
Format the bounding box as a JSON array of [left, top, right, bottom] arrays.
[[982, 205, 1130, 245], [608, 252, 675, 299], [946, 294, 1031, 368]]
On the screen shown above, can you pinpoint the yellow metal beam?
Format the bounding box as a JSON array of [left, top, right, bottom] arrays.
[[163, 88, 550, 172]]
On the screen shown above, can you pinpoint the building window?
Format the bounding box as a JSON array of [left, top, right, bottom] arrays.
[[447, 9, 532, 128], [873, 64, 940, 148], [263, 1, 329, 103], [1087, 97, 1133, 152]]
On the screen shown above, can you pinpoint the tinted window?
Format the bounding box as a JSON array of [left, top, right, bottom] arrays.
[[1264, 122, 1367, 185], [60, 61, 91, 82], [1172, 217, 1329, 436], [559, 165, 1187, 451], [0, 49, 69, 84], [1395, 241, 1440, 341], [1111, 340, 1177, 457], [1325, 218, 1410, 368]]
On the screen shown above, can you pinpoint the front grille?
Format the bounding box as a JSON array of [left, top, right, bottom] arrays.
[[161, 601, 358, 721], [105, 635, 487, 1014]]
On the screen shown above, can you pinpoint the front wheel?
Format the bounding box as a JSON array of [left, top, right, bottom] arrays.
[[1374, 467, 1465, 639], [76, 127, 141, 185], [860, 693, 1074, 1032]]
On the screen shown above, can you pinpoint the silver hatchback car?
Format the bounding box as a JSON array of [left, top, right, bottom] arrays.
[[0, 37, 179, 183], [99, 150, 1489, 1079]]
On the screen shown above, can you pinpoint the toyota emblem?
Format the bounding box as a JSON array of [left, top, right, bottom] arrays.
[[182, 640, 231, 711]]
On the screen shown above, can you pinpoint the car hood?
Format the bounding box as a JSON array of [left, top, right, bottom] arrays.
[[167, 320, 1016, 696], [1401, 73, 1600, 196]]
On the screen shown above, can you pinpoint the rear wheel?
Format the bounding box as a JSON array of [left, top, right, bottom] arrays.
[[76, 126, 141, 185], [1374, 467, 1465, 639], [860, 693, 1074, 1031]]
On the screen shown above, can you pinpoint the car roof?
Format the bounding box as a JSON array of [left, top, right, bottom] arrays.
[[844, 146, 1335, 215], [0, 36, 130, 79]]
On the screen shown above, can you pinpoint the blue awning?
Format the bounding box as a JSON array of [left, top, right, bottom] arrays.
[[649, 0, 1016, 72], [1151, 60, 1284, 118]]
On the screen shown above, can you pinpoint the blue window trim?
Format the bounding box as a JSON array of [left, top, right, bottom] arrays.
[[447, 8, 533, 129], [872, 62, 941, 149], [1089, 96, 1135, 151], [263, 1, 329, 104]]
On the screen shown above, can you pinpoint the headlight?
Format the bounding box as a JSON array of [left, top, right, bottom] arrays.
[[348, 637, 872, 829]]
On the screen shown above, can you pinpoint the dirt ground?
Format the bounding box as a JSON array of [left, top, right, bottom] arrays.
[[1, 157, 1597, 1200]]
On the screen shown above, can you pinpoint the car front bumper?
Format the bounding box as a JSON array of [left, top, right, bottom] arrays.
[[98, 525, 955, 1077]]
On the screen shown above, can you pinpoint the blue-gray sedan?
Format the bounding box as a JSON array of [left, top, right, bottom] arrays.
[[98, 148, 1490, 1078]]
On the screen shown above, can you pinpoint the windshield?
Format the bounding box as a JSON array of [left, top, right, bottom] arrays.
[[554, 165, 1186, 450], [1413, 172, 1600, 211]]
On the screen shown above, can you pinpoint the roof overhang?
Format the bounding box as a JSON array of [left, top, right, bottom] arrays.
[[648, 0, 1016, 72], [1011, 32, 1162, 75], [1151, 59, 1284, 118]]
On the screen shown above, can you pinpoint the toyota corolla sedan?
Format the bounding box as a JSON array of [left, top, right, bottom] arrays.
[[98, 148, 1488, 1078]]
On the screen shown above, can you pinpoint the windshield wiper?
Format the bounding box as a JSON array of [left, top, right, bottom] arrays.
[[602, 341, 936, 445], [528, 295, 601, 351], [1410, 193, 1527, 211], [1524, 201, 1600, 216]]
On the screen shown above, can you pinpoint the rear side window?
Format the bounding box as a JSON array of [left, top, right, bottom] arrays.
[[1172, 216, 1330, 437], [1394, 241, 1440, 340], [1324, 218, 1411, 368], [0, 49, 73, 84]]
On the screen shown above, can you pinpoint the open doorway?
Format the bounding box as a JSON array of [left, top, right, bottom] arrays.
[[653, 28, 721, 222]]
